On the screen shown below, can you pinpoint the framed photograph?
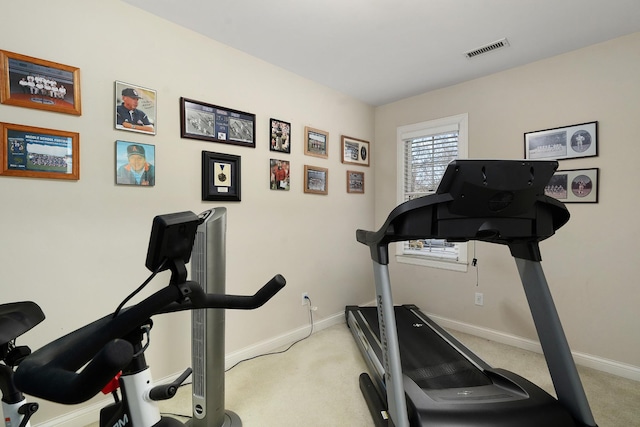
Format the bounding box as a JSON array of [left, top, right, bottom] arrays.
[[341, 135, 370, 166], [347, 170, 365, 194], [202, 151, 241, 201], [115, 81, 157, 135], [270, 158, 290, 191], [304, 165, 328, 195], [115, 141, 155, 186], [304, 126, 328, 158], [270, 118, 291, 154], [0, 49, 81, 115], [544, 168, 599, 203], [181, 97, 255, 148], [0, 122, 79, 180], [524, 121, 597, 160]]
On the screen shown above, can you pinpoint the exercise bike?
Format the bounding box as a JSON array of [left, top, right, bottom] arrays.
[[14, 210, 286, 427], [0, 301, 45, 427]]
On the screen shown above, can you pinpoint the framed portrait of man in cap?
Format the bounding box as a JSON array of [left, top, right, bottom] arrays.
[[114, 81, 157, 135], [115, 140, 155, 186]]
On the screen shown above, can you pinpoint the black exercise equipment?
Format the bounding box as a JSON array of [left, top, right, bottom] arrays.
[[346, 159, 597, 427]]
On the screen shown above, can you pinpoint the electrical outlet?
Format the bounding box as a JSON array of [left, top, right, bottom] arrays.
[[301, 292, 309, 306], [475, 292, 484, 306]]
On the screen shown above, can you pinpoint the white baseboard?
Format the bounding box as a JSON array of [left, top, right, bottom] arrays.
[[429, 312, 640, 382]]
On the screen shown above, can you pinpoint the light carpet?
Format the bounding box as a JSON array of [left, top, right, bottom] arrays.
[[87, 322, 639, 426]]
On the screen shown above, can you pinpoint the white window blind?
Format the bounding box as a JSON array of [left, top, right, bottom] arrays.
[[396, 114, 468, 271]]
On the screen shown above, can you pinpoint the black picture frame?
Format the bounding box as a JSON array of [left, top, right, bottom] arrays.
[[270, 118, 291, 154], [181, 97, 255, 148], [544, 168, 599, 203], [524, 121, 597, 160], [202, 151, 241, 201]]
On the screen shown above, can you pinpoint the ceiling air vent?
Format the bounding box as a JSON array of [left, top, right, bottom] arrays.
[[464, 38, 510, 59]]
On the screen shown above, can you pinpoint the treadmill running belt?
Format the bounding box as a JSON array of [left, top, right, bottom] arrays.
[[360, 306, 492, 390]]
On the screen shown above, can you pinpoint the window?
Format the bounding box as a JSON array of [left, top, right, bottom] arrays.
[[396, 114, 468, 271]]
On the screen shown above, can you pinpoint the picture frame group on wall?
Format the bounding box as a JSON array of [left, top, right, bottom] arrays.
[[0, 122, 79, 180], [0, 49, 82, 116], [202, 151, 241, 201], [115, 81, 157, 135], [524, 121, 597, 160], [544, 168, 599, 203], [270, 118, 291, 154], [181, 97, 256, 148], [341, 135, 370, 166], [304, 126, 328, 159]]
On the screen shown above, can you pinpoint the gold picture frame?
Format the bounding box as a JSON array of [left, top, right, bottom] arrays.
[[0, 122, 79, 180], [0, 50, 81, 115]]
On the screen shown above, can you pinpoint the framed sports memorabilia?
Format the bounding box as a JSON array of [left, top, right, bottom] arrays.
[[524, 121, 597, 160], [181, 97, 255, 148], [115, 81, 157, 135], [115, 141, 155, 186], [347, 170, 365, 194], [304, 165, 328, 195], [341, 135, 370, 166], [270, 118, 291, 154], [544, 168, 599, 203], [270, 158, 290, 191], [0, 49, 81, 115], [202, 151, 241, 201], [0, 122, 79, 180], [304, 126, 328, 159]]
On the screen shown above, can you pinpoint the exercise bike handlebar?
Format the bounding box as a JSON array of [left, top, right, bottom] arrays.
[[14, 274, 285, 405]]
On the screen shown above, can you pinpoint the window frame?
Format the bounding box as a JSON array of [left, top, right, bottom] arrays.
[[396, 113, 469, 272]]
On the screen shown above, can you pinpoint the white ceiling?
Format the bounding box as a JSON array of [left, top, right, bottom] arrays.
[[123, 0, 640, 106]]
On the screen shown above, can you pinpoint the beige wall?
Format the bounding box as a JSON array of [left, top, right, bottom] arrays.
[[0, 0, 375, 424], [374, 32, 640, 368]]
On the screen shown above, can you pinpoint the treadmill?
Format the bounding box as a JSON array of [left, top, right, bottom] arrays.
[[345, 160, 597, 427]]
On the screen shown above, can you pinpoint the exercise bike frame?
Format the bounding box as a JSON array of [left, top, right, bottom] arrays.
[[14, 274, 286, 427]]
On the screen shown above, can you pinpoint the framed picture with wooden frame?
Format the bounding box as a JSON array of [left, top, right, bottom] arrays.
[[202, 151, 241, 201], [304, 126, 329, 159], [304, 165, 328, 195], [0, 50, 81, 115], [341, 135, 370, 166], [0, 122, 79, 180], [347, 170, 365, 194]]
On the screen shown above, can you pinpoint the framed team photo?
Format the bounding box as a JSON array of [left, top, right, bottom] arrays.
[[347, 170, 365, 193], [270, 118, 291, 154], [304, 126, 328, 159], [115, 81, 157, 135], [181, 97, 256, 148], [115, 141, 155, 186], [341, 135, 370, 167], [202, 151, 241, 201], [304, 165, 328, 195], [0, 122, 79, 180], [270, 158, 290, 191], [524, 121, 597, 160], [544, 168, 599, 203], [0, 49, 81, 115]]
